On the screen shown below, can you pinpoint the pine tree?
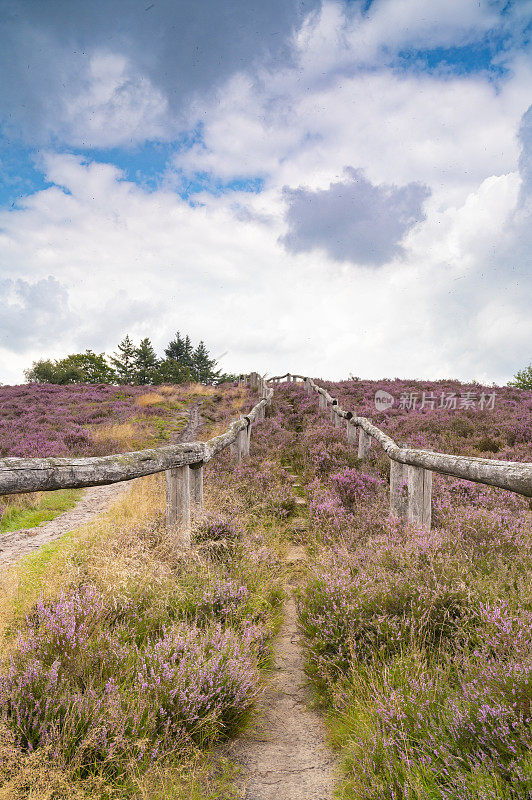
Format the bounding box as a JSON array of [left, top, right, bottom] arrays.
[[134, 338, 159, 385], [164, 332, 189, 365], [109, 335, 137, 384], [192, 340, 220, 384]]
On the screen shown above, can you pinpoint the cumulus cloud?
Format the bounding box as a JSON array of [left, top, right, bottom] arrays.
[[0, 276, 71, 353], [280, 168, 430, 265]]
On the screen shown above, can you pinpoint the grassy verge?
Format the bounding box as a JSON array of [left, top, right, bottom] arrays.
[[0, 489, 82, 534]]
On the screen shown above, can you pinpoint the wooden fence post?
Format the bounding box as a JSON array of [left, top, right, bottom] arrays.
[[189, 463, 204, 508], [358, 430, 372, 459], [165, 465, 191, 546], [239, 425, 250, 458], [346, 420, 357, 444], [334, 412, 342, 429], [389, 460, 407, 519], [407, 466, 432, 529]]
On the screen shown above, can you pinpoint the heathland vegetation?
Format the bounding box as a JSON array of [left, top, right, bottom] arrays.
[[0, 374, 531, 798]]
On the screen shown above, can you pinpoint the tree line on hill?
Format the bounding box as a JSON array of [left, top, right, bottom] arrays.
[[24, 333, 233, 386]]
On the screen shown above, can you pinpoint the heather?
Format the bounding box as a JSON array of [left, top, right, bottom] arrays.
[[0, 382, 191, 459], [267, 381, 532, 798], [318, 377, 532, 462], [0, 587, 260, 772]]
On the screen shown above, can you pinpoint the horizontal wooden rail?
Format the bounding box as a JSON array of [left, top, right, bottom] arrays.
[[0, 376, 273, 497]]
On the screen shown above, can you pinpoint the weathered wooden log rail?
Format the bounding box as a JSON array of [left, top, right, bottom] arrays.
[[268, 373, 532, 530], [0, 373, 272, 547]]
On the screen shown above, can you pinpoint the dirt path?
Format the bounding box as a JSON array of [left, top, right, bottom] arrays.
[[0, 404, 203, 570], [227, 519, 337, 798], [171, 401, 202, 443], [0, 482, 130, 570]]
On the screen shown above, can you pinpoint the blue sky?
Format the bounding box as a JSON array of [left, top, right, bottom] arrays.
[[0, 0, 531, 382]]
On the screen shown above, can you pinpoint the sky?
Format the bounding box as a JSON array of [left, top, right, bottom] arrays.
[[0, 0, 531, 384]]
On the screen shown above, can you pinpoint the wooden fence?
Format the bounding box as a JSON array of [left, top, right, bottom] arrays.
[[1, 370, 529, 541], [268, 373, 532, 530], [0, 373, 272, 548]]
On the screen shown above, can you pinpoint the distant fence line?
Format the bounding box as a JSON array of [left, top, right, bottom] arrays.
[[268, 373, 532, 530], [0, 373, 271, 548]]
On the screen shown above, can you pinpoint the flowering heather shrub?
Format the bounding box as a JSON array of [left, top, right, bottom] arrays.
[[199, 579, 250, 620], [0, 383, 151, 458], [194, 514, 243, 543], [330, 468, 384, 509], [0, 586, 260, 775], [349, 655, 532, 799], [318, 377, 532, 462], [132, 623, 260, 742], [298, 542, 483, 688]]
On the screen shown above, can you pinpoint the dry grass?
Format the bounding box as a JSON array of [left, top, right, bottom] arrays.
[[186, 383, 218, 397], [136, 392, 166, 407], [230, 386, 251, 413], [131, 756, 242, 800], [90, 421, 145, 450]]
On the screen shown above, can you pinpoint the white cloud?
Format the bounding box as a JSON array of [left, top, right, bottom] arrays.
[[0, 276, 71, 355], [0, 143, 530, 385], [60, 52, 170, 148]]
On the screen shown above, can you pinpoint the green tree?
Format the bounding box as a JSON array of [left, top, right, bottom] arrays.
[[164, 332, 194, 369], [110, 335, 137, 384], [192, 340, 220, 384], [24, 351, 116, 384], [509, 364, 532, 390], [25, 359, 64, 383], [59, 351, 117, 384], [134, 338, 159, 385], [154, 359, 194, 385]]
